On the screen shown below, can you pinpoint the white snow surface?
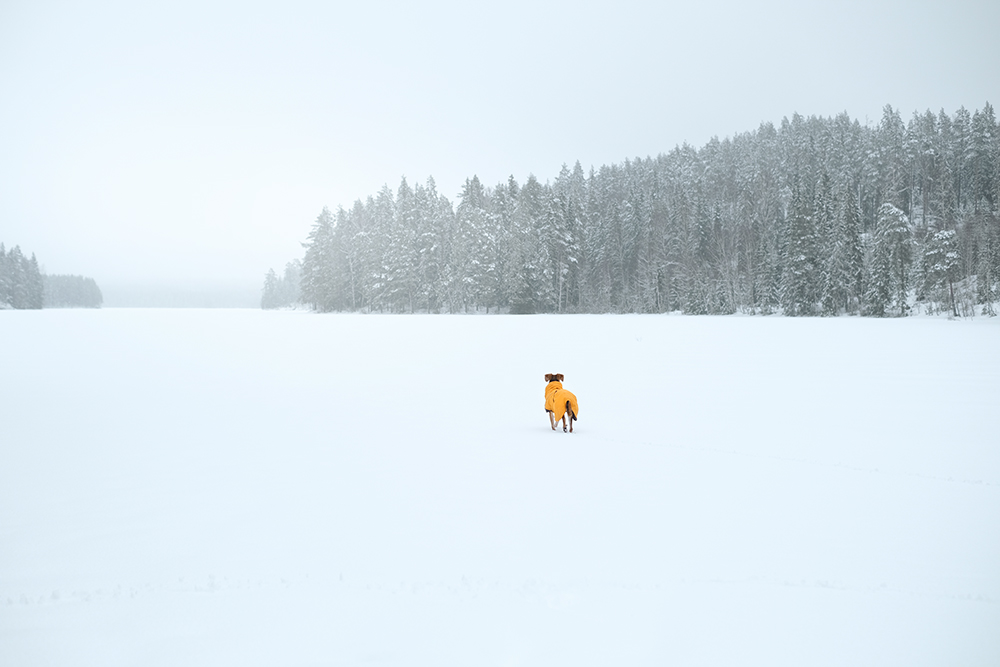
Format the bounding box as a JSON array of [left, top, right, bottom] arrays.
[[2, 310, 999, 666]]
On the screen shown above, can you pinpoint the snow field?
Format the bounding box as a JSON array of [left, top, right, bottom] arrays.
[[1, 310, 999, 666]]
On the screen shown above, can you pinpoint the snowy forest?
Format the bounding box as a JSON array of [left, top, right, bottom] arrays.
[[296, 104, 999, 316], [1, 244, 44, 309], [261, 261, 301, 309], [0, 243, 103, 309], [43, 275, 103, 308]]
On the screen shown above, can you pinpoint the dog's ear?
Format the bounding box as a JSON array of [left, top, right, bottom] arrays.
[[556, 374, 564, 382], [544, 374, 552, 382]]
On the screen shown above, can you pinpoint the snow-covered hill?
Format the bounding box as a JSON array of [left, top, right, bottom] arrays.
[[2, 310, 998, 666]]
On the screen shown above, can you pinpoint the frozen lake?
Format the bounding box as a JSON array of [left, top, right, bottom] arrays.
[[2, 309, 999, 666]]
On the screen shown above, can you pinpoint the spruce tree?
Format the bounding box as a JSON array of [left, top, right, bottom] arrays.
[[922, 229, 961, 316], [975, 214, 998, 315], [0, 244, 10, 308], [26, 254, 43, 309], [8, 246, 27, 309], [866, 203, 913, 316], [781, 185, 820, 315], [261, 269, 280, 309], [300, 207, 337, 311], [824, 184, 864, 314], [281, 260, 301, 306]]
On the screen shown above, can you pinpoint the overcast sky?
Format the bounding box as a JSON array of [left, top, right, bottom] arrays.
[[1, 0, 998, 297]]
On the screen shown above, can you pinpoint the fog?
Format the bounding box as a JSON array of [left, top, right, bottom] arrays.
[[1, 0, 997, 305]]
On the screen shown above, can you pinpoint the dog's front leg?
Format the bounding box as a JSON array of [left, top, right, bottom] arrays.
[[548, 411, 556, 430]]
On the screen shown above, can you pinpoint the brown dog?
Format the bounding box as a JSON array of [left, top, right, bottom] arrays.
[[544, 373, 579, 433]]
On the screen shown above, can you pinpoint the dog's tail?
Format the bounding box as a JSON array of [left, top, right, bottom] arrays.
[[567, 400, 576, 422]]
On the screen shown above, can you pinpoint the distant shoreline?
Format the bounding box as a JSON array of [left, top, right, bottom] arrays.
[[101, 284, 260, 308]]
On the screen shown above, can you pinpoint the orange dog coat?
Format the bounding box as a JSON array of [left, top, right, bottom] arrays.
[[545, 380, 579, 421]]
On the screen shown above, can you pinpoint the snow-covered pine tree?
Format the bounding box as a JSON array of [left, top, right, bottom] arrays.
[[822, 182, 864, 314], [0, 243, 10, 308], [377, 183, 421, 313], [454, 175, 497, 312], [494, 176, 522, 311], [781, 183, 820, 315], [300, 207, 337, 311], [424, 177, 456, 312], [974, 211, 999, 316], [865, 203, 913, 316], [921, 228, 961, 316], [25, 254, 42, 309], [814, 173, 841, 315], [360, 185, 394, 312], [281, 260, 301, 306], [567, 162, 588, 310], [952, 107, 972, 209], [261, 269, 280, 309], [550, 164, 586, 313], [582, 164, 616, 311], [932, 109, 959, 224], [509, 175, 550, 314], [7, 245, 28, 309], [261, 261, 302, 310], [969, 104, 996, 212], [876, 105, 910, 216], [401, 177, 453, 313]]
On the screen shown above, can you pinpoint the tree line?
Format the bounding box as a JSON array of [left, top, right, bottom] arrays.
[[43, 275, 104, 308], [261, 260, 302, 309], [295, 103, 999, 316], [1, 243, 103, 309], [1, 244, 43, 309]]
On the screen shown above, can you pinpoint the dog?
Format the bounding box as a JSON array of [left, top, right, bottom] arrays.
[[544, 373, 579, 433]]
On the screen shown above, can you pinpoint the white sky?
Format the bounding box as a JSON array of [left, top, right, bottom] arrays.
[[1, 0, 998, 292]]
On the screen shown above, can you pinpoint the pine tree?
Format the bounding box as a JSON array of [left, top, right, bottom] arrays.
[[26, 253, 43, 309], [7, 245, 27, 309], [952, 107, 972, 208], [969, 104, 997, 211], [781, 184, 820, 315], [0, 243, 10, 308], [921, 229, 961, 316], [261, 269, 280, 309], [367, 195, 392, 311], [281, 260, 301, 306], [814, 174, 840, 315], [823, 184, 864, 314], [508, 175, 550, 314], [488, 176, 517, 311], [876, 105, 909, 214], [300, 207, 337, 311], [866, 203, 913, 316], [974, 213, 999, 315], [454, 175, 495, 312]]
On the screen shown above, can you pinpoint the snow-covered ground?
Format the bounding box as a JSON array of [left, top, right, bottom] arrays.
[[2, 309, 998, 666]]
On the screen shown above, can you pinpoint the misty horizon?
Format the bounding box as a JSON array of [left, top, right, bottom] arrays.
[[3, 0, 998, 292]]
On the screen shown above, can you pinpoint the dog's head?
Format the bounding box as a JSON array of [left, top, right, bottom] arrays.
[[544, 373, 565, 383]]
